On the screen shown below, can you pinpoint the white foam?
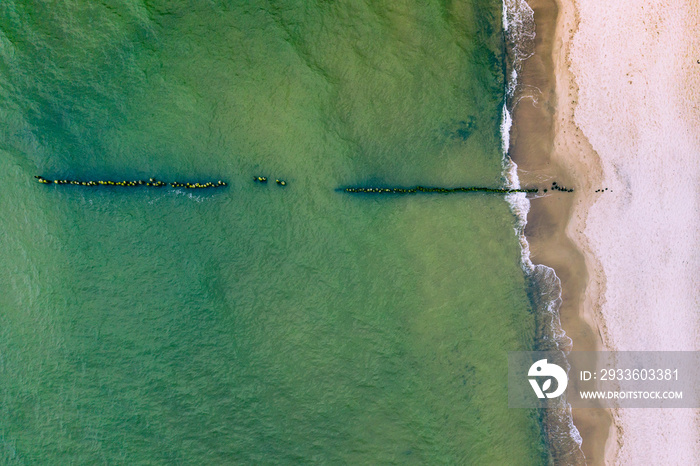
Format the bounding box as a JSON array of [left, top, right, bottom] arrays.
[[501, 0, 582, 454]]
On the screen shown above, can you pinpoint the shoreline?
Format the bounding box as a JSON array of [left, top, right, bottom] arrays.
[[506, 0, 611, 463]]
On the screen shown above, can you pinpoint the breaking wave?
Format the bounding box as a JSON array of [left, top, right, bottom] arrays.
[[500, 0, 585, 463]]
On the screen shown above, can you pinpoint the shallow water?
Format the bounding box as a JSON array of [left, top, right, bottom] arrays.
[[0, 1, 547, 463]]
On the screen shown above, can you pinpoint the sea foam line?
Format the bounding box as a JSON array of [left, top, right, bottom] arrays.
[[501, 0, 584, 453]]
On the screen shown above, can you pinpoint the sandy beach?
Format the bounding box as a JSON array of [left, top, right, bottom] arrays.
[[511, 0, 699, 462], [549, 0, 700, 463]]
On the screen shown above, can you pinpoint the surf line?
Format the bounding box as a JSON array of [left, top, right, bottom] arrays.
[[35, 176, 227, 189]]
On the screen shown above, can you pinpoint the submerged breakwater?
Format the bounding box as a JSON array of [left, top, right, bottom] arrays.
[[342, 186, 539, 194], [35, 176, 227, 189], [36, 175, 580, 196]]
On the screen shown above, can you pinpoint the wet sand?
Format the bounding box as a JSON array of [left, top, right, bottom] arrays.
[[509, 0, 611, 463], [517, 0, 700, 463]]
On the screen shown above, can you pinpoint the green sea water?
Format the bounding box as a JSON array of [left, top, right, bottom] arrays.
[[0, 1, 548, 463]]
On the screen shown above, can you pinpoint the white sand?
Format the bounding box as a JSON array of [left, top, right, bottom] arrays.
[[557, 0, 700, 463], [554, 0, 700, 465]]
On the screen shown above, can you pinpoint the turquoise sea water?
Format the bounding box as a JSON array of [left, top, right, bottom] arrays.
[[0, 1, 547, 463]]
